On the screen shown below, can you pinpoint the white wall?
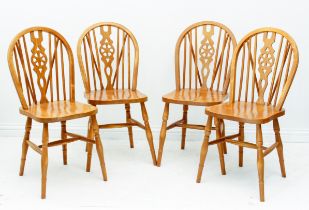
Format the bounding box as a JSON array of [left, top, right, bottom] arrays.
[[0, 0, 308, 141]]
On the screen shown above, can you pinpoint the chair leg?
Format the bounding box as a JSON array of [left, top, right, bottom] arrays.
[[221, 120, 227, 154], [61, 121, 67, 165], [157, 103, 170, 167], [196, 116, 213, 183], [215, 118, 226, 175], [140, 102, 157, 165], [91, 115, 108, 181], [239, 122, 244, 167], [19, 117, 32, 176], [86, 117, 94, 172], [181, 105, 188, 150], [125, 104, 134, 148], [41, 123, 49, 199], [256, 124, 265, 202], [273, 119, 286, 177]]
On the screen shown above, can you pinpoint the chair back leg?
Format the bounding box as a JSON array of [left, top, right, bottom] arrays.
[[61, 121, 68, 165], [273, 119, 286, 177], [125, 104, 134, 148]]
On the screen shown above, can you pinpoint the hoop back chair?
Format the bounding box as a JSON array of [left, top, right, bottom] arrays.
[[157, 21, 237, 167], [77, 22, 157, 167], [7, 27, 107, 198], [196, 28, 299, 201]]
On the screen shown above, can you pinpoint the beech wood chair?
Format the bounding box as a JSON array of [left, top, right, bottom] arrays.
[[196, 28, 299, 202], [156, 21, 237, 167], [7, 27, 107, 199], [77, 22, 157, 167]]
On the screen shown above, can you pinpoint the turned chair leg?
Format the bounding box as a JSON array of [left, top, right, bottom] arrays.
[[220, 120, 227, 154], [273, 119, 286, 177], [256, 124, 265, 202], [239, 122, 244, 167], [181, 105, 188, 150], [157, 103, 170, 167], [140, 102, 157, 165], [41, 123, 49, 199], [86, 117, 94, 172], [91, 115, 108, 181], [61, 121, 68, 165], [215, 118, 226, 175], [196, 116, 213, 183], [19, 117, 32, 176], [125, 104, 134, 148]]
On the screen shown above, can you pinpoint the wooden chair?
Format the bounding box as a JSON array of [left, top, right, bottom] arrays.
[[77, 22, 157, 167], [196, 28, 299, 201], [7, 27, 108, 199], [156, 21, 237, 167]]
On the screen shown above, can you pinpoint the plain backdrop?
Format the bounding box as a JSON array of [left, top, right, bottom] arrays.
[[0, 0, 308, 139], [0, 0, 309, 209]]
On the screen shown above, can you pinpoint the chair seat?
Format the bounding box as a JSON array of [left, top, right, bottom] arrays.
[[85, 89, 148, 105], [162, 88, 228, 106], [20, 101, 97, 123], [205, 102, 285, 124]]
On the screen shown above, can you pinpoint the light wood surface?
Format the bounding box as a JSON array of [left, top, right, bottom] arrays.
[[77, 22, 157, 166], [61, 121, 67, 165], [157, 21, 237, 166], [198, 27, 299, 202], [85, 89, 147, 104], [162, 88, 228, 106], [19, 101, 97, 123], [205, 101, 285, 124], [7, 27, 108, 199]]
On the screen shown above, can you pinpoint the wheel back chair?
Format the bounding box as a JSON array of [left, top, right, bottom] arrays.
[[7, 27, 107, 199], [157, 21, 237, 167], [196, 27, 299, 202], [77, 22, 157, 167]]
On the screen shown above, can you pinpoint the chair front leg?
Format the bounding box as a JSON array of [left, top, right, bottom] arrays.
[[256, 124, 265, 202], [19, 117, 32, 176], [41, 123, 49, 199], [61, 121, 67, 165], [215, 118, 226, 175], [273, 119, 286, 177], [125, 104, 134, 148], [181, 105, 188, 150], [140, 102, 157, 165], [86, 117, 94, 172], [157, 103, 170, 167], [239, 122, 244, 167], [196, 116, 213, 183], [91, 115, 108, 181]]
